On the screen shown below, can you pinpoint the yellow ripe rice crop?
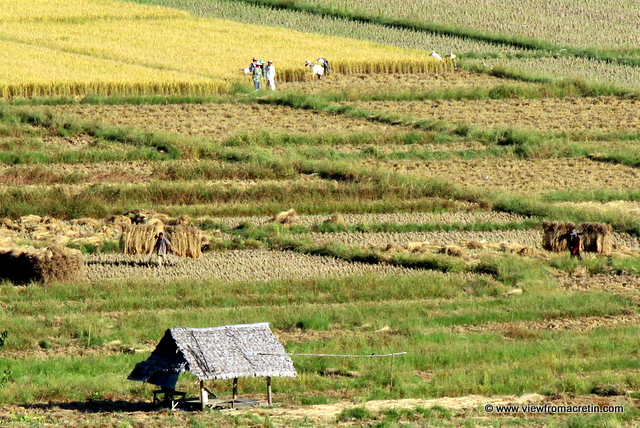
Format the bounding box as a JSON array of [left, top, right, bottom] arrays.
[[0, 40, 228, 98], [0, 0, 450, 98], [0, 0, 188, 22]]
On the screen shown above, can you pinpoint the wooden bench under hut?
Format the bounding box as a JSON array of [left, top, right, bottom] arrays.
[[128, 323, 297, 410]]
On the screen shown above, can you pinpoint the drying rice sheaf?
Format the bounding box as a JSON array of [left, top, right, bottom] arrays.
[[120, 224, 163, 256], [0, 245, 84, 285], [165, 225, 205, 258], [0, 0, 449, 97], [578, 222, 613, 255], [542, 221, 575, 252], [121, 223, 206, 258], [542, 221, 613, 254]]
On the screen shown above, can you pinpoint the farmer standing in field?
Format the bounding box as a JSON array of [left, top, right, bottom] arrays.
[[151, 232, 172, 267], [240, 57, 260, 74], [568, 229, 582, 260], [251, 61, 263, 90], [265, 60, 276, 91]]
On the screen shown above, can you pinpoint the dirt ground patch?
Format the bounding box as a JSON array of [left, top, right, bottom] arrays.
[[0, 393, 634, 427], [351, 96, 640, 133]]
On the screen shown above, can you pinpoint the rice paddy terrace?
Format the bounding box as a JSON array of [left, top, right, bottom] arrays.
[[2, 0, 640, 427]]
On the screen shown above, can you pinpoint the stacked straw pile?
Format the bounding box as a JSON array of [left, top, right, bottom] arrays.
[[578, 222, 613, 255], [270, 209, 301, 226], [542, 221, 613, 255], [121, 223, 205, 258], [120, 224, 164, 255], [541, 221, 575, 252], [165, 225, 204, 258], [0, 245, 85, 285]]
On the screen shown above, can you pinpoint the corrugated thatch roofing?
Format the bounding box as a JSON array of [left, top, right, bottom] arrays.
[[128, 322, 297, 389]]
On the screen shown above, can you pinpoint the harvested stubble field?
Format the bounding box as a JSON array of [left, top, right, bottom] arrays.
[[465, 57, 640, 92], [205, 210, 529, 228], [48, 103, 408, 142], [304, 0, 640, 50], [350, 96, 640, 133], [85, 250, 414, 282], [277, 70, 540, 95], [378, 157, 640, 195], [5, 1, 640, 427]]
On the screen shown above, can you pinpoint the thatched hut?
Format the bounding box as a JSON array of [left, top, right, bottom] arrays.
[[542, 221, 575, 252], [0, 245, 85, 285], [128, 323, 297, 409], [578, 222, 613, 255]]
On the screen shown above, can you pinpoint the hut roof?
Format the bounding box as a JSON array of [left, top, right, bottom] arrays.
[[128, 323, 297, 389]]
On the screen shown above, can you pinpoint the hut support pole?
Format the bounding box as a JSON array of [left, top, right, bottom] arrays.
[[200, 380, 208, 411], [232, 377, 238, 408], [267, 376, 272, 405]]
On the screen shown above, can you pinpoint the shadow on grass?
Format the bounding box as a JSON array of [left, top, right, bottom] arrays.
[[20, 400, 158, 413]]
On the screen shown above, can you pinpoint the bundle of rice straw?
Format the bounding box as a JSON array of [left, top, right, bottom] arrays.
[[270, 209, 301, 226], [165, 225, 204, 258], [578, 222, 613, 255], [120, 224, 164, 255], [0, 245, 85, 285], [542, 221, 575, 252]]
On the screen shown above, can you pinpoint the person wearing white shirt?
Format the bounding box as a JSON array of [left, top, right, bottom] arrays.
[[305, 60, 324, 79], [265, 60, 276, 90]]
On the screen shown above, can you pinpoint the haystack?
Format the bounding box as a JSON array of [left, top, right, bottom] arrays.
[[120, 224, 164, 255], [541, 221, 576, 252], [0, 245, 85, 285], [439, 245, 467, 257], [578, 222, 613, 255], [270, 209, 301, 226], [166, 225, 204, 258], [323, 213, 344, 226], [167, 215, 192, 226]]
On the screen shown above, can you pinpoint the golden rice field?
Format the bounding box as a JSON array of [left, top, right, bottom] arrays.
[[306, 0, 640, 50], [0, 0, 447, 97], [137, 0, 529, 56]]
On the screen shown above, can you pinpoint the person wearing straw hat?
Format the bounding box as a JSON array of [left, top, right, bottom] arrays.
[[150, 232, 172, 267], [305, 60, 324, 79], [240, 57, 260, 74], [265, 60, 276, 91], [568, 229, 582, 260]]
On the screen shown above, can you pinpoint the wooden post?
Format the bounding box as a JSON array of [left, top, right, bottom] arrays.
[[232, 377, 238, 408], [266, 376, 272, 405], [390, 354, 395, 390], [200, 380, 208, 411]]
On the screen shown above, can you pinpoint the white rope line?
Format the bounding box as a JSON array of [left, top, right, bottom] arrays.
[[259, 352, 407, 358]]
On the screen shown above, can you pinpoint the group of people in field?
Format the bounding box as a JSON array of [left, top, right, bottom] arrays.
[[240, 57, 277, 90], [240, 57, 330, 90]]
